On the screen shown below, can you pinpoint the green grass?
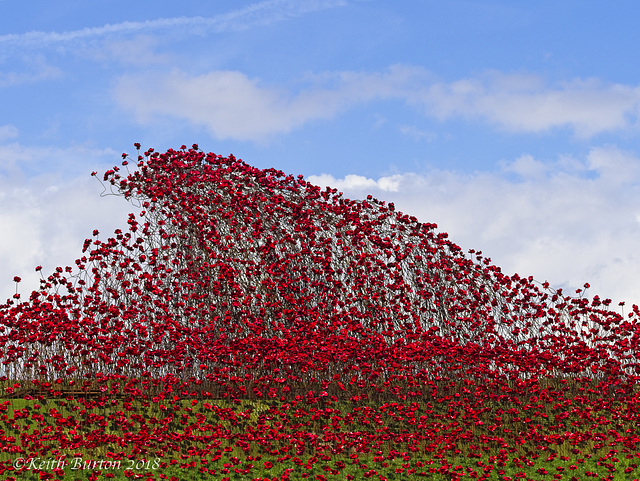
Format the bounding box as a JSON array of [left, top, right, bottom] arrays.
[[1, 390, 639, 480]]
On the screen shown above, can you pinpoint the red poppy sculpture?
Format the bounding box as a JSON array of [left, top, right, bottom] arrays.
[[1, 145, 638, 399]]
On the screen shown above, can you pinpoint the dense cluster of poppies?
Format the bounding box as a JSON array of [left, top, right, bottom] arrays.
[[1, 145, 639, 478]]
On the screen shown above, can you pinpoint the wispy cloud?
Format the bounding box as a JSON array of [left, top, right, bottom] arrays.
[[0, 54, 63, 87], [399, 125, 437, 142], [99, 35, 171, 66], [0, 125, 18, 142], [0, 0, 348, 49]]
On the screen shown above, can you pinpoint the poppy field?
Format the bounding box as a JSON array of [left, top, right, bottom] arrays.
[[1, 145, 640, 480]]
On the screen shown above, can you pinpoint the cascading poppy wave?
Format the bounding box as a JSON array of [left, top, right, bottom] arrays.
[[1, 144, 637, 390]]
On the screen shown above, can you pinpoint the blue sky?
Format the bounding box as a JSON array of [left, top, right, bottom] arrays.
[[2, 0, 640, 306]]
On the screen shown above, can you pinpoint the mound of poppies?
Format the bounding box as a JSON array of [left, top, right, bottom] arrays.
[[1, 144, 639, 398]]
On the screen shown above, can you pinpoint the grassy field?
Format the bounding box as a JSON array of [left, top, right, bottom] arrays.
[[1, 378, 639, 480]]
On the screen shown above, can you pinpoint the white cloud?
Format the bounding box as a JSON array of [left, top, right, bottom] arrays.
[[0, 144, 141, 304], [399, 125, 437, 142], [586, 145, 640, 185], [0, 176, 137, 304], [114, 65, 425, 141], [500, 154, 549, 180], [309, 173, 405, 192], [308, 145, 640, 306], [115, 66, 640, 142], [115, 70, 298, 141], [0, 125, 18, 142], [414, 72, 640, 137]]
